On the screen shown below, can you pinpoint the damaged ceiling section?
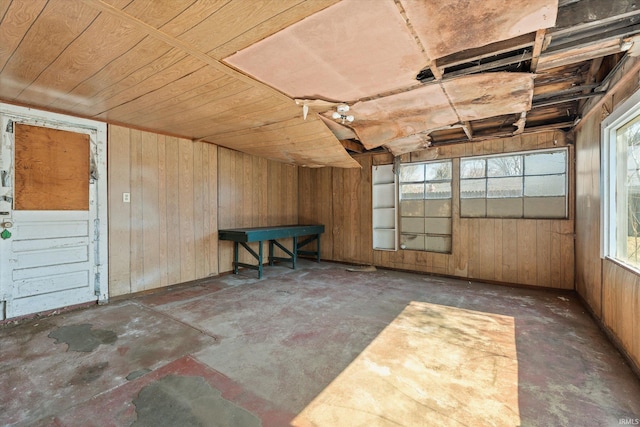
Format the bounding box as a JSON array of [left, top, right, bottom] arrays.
[[225, 0, 426, 101], [2, 0, 640, 165], [344, 73, 536, 152], [225, 0, 640, 156]]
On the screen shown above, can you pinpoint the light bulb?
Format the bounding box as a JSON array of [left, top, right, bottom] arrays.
[[346, 115, 354, 122], [332, 112, 341, 120], [337, 104, 349, 113]]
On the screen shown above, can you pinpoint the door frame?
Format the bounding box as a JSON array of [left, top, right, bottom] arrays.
[[0, 103, 109, 315]]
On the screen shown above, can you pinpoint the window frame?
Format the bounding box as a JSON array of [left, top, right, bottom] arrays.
[[601, 88, 640, 269], [459, 147, 569, 219], [372, 164, 398, 251], [398, 159, 453, 254]]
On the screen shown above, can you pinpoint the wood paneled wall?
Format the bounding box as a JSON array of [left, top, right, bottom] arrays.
[[108, 125, 218, 296], [299, 167, 334, 260], [602, 262, 640, 368], [299, 131, 575, 289], [575, 56, 640, 371], [575, 113, 602, 314], [217, 147, 298, 273]]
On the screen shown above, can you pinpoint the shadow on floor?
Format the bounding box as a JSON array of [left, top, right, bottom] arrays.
[[1, 260, 639, 426]]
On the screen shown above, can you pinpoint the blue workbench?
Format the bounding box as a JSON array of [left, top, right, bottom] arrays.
[[218, 224, 325, 278]]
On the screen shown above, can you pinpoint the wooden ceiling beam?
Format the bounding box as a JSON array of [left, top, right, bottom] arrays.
[[532, 92, 602, 108], [340, 139, 365, 153], [533, 83, 601, 101], [555, 0, 640, 30], [551, 16, 640, 49], [429, 60, 444, 80], [558, 0, 581, 7], [530, 29, 547, 72], [548, 22, 640, 54], [430, 122, 574, 146], [393, 0, 445, 81], [461, 122, 473, 140], [584, 57, 604, 92], [537, 39, 623, 70], [435, 33, 536, 69], [442, 51, 532, 79]]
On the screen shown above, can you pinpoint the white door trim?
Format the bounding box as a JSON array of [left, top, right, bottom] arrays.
[[0, 103, 109, 311]]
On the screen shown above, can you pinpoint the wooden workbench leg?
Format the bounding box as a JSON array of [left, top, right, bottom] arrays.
[[317, 234, 321, 262], [292, 236, 298, 269], [233, 242, 239, 274], [258, 240, 263, 279], [269, 240, 274, 266]]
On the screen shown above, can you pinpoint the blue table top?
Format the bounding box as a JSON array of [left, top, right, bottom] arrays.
[[218, 224, 324, 242]]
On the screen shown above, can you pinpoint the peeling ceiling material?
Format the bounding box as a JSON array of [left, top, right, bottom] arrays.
[[224, 0, 555, 156], [442, 73, 535, 121], [348, 72, 534, 150], [346, 84, 456, 149], [224, 0, 426, 100], [319, 116, 358, 141], [400, 0, 558, 60], [205, 117, 358, 169], [383, 134, 433, 157], [0, 0, 639, 164]]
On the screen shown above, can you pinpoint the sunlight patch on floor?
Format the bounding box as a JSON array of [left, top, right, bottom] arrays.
[[292, 301, 519, 426]]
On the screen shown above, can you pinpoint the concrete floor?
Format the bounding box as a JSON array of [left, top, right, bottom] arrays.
[[1, 260, 639, 426]]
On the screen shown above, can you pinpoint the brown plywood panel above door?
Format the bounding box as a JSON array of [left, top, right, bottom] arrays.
[[14, 124, 89, 211]]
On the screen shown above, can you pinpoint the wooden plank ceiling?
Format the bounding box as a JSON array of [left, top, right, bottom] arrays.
[[2, 0, 640, 162], [0, 0, 358, 168]]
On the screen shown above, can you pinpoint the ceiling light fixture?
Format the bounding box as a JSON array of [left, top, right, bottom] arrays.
[[332, 104, 354, 124]]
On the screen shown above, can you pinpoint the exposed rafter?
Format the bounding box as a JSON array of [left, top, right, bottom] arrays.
[[530, 29, 547, 72], [462, 122, 473, 140]]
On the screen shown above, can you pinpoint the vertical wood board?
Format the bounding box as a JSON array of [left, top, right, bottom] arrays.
[[107, 125, 218, 295], [302, 131, 575, 289]]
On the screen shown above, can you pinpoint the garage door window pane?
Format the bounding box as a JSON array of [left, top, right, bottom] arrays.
[[461, 178, 486, 198], [488, 155, 522, 177], [461, 148, 567, 219], [400, 164, 424, 182], [525, 174, 566, 197], [399, 159, 452, 253], [487, 177, 523, 198], [401, 184, 424, 199], [461, 158, 485, 178], [525, 151, 566, 175]]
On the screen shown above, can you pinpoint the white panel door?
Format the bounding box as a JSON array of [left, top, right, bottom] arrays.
[[0, 107, 108, 320], [7, 210, 96, 317]]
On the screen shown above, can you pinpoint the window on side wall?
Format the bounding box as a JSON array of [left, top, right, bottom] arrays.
[[399, 160, 452, 253], [460, 148, 568, 219], [603, 90, 640, 270]]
